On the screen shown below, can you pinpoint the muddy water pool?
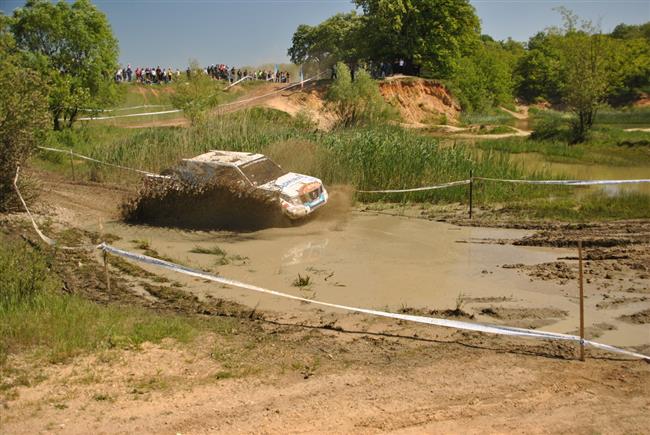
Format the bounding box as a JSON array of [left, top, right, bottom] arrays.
[[106, 212, 649, 348]]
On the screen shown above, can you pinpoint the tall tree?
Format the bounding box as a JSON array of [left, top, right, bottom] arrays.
[[556, 8, 611, 142], [354, 0, 480, 78], [288, 12, 364, 70], [451, 40, 517, 112], [0, 16, 50, 211], [514, 32, 563, 104], [11, 0, 118, 129]]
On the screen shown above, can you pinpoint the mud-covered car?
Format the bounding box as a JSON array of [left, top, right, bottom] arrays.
[[165, 150, 328, 219]]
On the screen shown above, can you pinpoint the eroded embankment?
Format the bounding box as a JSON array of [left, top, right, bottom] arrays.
[[379, 78, 461, 124]]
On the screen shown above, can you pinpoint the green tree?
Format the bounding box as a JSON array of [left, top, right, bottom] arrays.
[[556, 9, 611, 142], [514, 32, 563, 103], [608, 25, 650, 103], [325, 62, 396, 127], [354, 0, 480, 78], [610, 22, 650, 41], [288, 12, 365, 70], [451, 40, 518, 112], [10, 0, 118, 129], [0, 16, 50, 211]]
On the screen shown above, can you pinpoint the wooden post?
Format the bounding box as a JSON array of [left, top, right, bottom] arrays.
[[103, 250, 111, 292], [578, 240, 585, 361], [69, 149, 76, 182], [469, 170, 473, 219]]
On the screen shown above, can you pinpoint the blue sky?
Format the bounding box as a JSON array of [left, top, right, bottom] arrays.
[[1, 0, 649, 69]]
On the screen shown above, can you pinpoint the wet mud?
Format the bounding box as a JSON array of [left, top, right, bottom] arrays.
[[30, 172, 650, 350], [121, 177, 288, 231]]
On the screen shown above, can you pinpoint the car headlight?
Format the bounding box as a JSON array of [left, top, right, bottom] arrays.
[[281, 194, 301, 206]]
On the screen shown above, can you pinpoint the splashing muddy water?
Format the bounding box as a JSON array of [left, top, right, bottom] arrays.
[[106, 212, 649, 349]]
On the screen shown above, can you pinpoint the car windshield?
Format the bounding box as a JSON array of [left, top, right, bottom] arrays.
[[239, 158, 286, 185]]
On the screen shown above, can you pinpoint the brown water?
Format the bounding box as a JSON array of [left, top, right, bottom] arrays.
[[106, 212, 649, 347]]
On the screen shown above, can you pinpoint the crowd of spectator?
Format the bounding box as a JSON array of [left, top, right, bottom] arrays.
[[115, 63, 293, 84], [115, 65, 181, 84], [206, 64, 291, 83]]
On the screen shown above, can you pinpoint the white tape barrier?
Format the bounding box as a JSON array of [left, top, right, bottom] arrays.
[[12, 167, 96, 251], [78, 109, 182, 121], [13, 167, 56, 247], [358, 179, 471, 193], [37, 146, 167, 178], [214, 70, 327, 110], [99, 242, 649, 361], [224, 75, 253, 90], [475, 177, 650, 186], [80, 105, 172, 113]]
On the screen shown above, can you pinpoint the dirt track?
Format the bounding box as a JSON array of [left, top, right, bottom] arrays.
[[3, 328, 649, 434], [3, 169, 649, 433]]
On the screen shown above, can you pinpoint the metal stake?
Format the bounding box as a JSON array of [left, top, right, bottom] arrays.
[[578, 240, 585, 361], [469, 170, 473, 219], [103, 250, 111, 292], [69, 149, 75, 182]]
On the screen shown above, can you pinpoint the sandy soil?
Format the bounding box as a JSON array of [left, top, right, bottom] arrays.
[[3, 324, 649, 435], [3, 169, 649, 433]]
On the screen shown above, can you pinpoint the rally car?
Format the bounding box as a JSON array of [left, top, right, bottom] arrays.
[[167, 150, 328, 219]]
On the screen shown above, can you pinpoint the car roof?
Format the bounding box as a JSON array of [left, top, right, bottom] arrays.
[[183, 150, 266, 167]]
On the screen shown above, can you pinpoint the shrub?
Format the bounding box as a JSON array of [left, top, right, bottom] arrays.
[[325, 62, 396, 127], [170, 63, 226, 125]]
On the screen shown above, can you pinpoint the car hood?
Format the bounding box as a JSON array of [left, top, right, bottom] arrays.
[[259, 172, 322, 196]]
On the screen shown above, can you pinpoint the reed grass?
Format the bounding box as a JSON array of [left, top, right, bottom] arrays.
[[40, 108, 567, 205]]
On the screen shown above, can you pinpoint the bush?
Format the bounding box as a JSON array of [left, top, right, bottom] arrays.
[[325, 62, 396, 127], [170, 65, 226, 125], [530, 115, 572, 142]]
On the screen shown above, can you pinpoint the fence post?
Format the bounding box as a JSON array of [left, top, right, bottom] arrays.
[[69, 149, 76, 182], [578, 240, 585, 361], [103, 250, 111, 292], [469, 170, 473, 219]]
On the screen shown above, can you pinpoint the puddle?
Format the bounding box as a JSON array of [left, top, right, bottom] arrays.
[[105, 212, 649, 348]]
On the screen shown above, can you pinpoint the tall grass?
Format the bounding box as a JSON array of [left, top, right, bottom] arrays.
[[41, 109, 564, 204], [317, 127, 559, 203], [595, 107, 650, 125], [501, 191, 650, 221]]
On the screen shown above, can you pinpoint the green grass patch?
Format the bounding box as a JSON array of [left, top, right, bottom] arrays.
[[0, 234, 204, 365], [500, 191, 650, 221], [460, 109, 516, 127], [595, 107, 650, 126], [476, 134, 650, 167]]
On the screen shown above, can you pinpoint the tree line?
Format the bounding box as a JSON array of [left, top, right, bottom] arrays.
[[1, 0, 118, 210], [288, 2, 650, 135]]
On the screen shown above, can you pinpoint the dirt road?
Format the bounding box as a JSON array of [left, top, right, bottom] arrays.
[[3, 327, 649, 434]]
